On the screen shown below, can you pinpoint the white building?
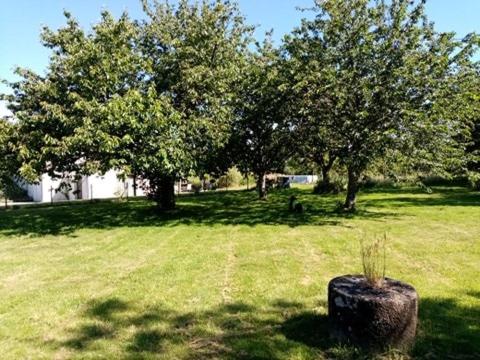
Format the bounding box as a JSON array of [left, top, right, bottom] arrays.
[[19, 170, 146, 203], [287, 175, 319, 184]]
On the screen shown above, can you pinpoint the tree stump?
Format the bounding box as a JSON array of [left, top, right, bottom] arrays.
[[328, 275, 418, 352]]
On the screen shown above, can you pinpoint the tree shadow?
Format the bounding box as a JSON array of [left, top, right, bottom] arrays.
[[44, 297, 333, 359], [414, 296, 480, 359], [0, 188, 398, 237], [281, 311, 330, 348], [43, 293, 480, 359], [363, 187, 480, 209]]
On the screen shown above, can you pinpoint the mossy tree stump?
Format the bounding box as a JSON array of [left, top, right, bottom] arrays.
[[328, 275, 418, 352]]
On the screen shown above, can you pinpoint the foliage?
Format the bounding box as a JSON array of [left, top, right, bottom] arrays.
[[464, 71, 480, 185], [360, 233, 387, 288], [239, 173, 255, 187], [467, 172, 480, 191], [191, 182, 203, 195], [231, 37, 293, 199], [313, 176, 346, 195], [0, 119, 20, 200], [0, 178, 29, 201], [217, 167, 243, 189], [283, 157, 318, 176], [4, 1, 253, 210], [286, 0, 479, 210]]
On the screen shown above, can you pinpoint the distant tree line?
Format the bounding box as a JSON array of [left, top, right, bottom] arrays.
[[1, 0, 479, 210]]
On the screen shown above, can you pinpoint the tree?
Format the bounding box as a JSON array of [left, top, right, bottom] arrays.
[[0, 119, 19, 207], [232, 38, 293, 200], [5, 11, 145, 186], [284, 29, 342, 192], [288, 0, 479, 210], [5, 1, 252, 210], [136, 0, 252, 208], [464, 69, 480, 188]]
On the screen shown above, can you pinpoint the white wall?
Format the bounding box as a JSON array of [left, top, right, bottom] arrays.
[[19, 174, 78, 203], [18, 177, 42, 202], [288, 175, 319, 184], [125, 177, 146, 197], [83, 170, 125, 200], [40, 175, 78, 202], [20, 171, 151, 203]]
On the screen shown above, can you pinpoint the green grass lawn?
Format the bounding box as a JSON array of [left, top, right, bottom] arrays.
[[0, 186, 479, 359]]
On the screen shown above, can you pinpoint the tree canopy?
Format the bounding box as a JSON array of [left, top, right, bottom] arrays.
[[285, 0, 479, 209], [0, 119, 19, 202], [5, 0, 253, 210], [230, 37, 294, 199], [2, 0, 479, 211]]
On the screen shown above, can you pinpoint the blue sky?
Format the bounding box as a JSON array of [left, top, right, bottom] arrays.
[[1, 0, 480, 116]]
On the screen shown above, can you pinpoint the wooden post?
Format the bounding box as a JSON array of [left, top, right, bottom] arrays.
[[50, 186, 54, 204]]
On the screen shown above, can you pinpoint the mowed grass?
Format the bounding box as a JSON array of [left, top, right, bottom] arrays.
[[0, 186, 479, 359]]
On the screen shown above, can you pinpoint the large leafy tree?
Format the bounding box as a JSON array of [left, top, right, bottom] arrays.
[[288, 0, 478, 210], [137, 0, 252, 208], [464, 69, 480, 187], [231, 39, 293, 200], [5, 0, 252, 210], [284, 30, 342, 192], [5, 11, 144, 185], [0, 119, 19, 205]]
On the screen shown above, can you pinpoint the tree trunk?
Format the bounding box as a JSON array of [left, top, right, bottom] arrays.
[[158, 175, 176, 210], [344, 167, 360, 211], [321, 166, 331, 187], [256, 173, 267, 200], [313, 153, 336, 194], [149, 174, 176, 210], [133, 174, 137, 197], [321, 154, 336, 186]]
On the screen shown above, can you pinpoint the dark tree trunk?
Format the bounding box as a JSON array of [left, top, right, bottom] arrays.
[[133, 174, 138, 197], [256, 173, 267, 200], [322, 167, 330, 185], [344, 166, 360, 211], [321, 164, 332, 187], [149, 174, 176, 210], [158, 175, 176, 210], [313, 153, 336, 194], [321, 154, 336, 185]]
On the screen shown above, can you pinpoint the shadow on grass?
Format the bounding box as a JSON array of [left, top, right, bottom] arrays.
[[363, 186, 480, 208], [44, 294, 480, 359], [0, 188, 398, 237], [1, 186, 477, 237], [414, 296, 480, 359], [47, 297, 344, 359]]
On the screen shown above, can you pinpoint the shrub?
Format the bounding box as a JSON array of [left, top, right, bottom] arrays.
[[359, 176, 396, 189], [239, 173, 255, 187], [419, 175, 469, 187], [313, 177, 346, 194], [360, 234, 387, 288], [468, 172, 480, 191], [191, 181, 202, 194], [186, 176, 203, 194], [217, 167, 242, 188]]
